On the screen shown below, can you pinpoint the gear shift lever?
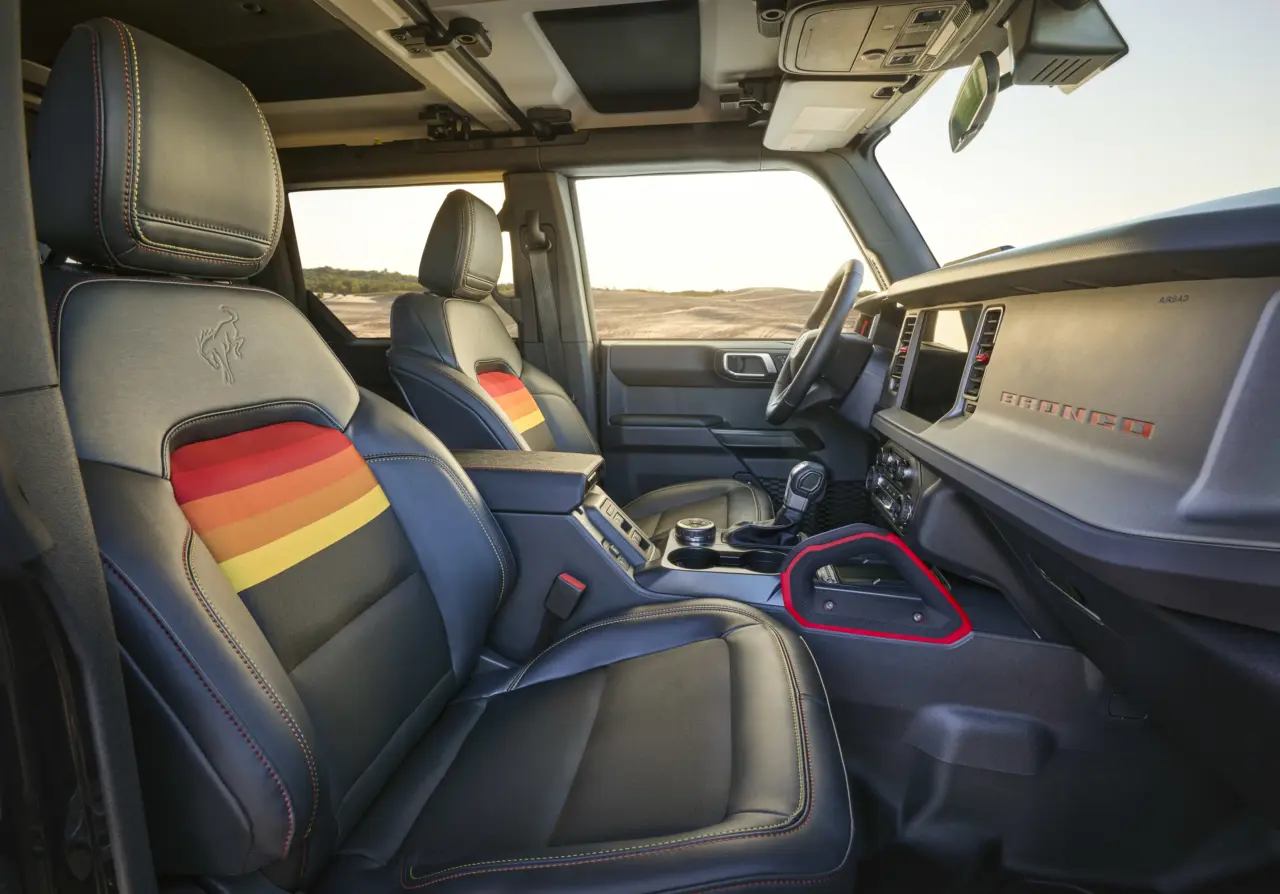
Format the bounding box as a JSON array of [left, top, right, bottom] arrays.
[[776, 461, 827, 527], [726, 461, 827, 549]]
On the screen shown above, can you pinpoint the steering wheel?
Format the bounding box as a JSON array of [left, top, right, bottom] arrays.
[[766, 259, 864, 425]]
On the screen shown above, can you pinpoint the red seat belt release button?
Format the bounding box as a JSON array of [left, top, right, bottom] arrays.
[[546, 573, 586, 620]]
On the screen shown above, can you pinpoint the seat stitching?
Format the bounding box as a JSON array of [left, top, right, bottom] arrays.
[[182, 528, 319, 840], [106, 20, 265, 267], [81, 25, 118, 264], [509, 605, 764, 690], [402, 607, 813, 887], [452, 197, 469, 297], [101, 555, 296, 857], [364, 453, 509, 600], [136, 211, 273, 244]]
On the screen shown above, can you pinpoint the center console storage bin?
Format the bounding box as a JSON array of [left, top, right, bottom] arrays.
[[455, 450, 604, 514]]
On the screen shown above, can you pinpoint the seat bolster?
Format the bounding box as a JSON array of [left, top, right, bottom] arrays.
[[520, 365, 598, 453], [346, 389, 514, 678], [625, 478, 773, 537], [388, 351, 528, 451], [84, 461, 319, 877], [468, 600, 778, 696]]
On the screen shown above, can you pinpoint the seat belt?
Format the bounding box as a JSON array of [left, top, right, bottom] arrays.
[[520, 211, 572, 394]]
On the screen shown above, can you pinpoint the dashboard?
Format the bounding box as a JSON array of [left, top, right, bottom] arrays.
[[840, 188, 1280, 825]]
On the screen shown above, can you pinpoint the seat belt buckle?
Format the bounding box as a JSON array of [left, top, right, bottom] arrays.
[[545, 572, 586, 620]]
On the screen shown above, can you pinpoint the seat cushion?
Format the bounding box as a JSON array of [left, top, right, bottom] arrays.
[[625, 479, 774, 537], [317, 600, 853, 894]]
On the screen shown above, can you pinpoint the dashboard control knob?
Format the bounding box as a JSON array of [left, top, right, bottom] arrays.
[[897, 496, 914, 525], [896, 464, 913, 485], [674, 517, 716, 546]]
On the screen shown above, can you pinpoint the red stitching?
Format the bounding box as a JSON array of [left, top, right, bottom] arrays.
[[101, 556, 296, 856], [400, 627, 821, 889], [682, 877, 837, 893], [181, 529, 319, 839], [779, 530, 973, 644]]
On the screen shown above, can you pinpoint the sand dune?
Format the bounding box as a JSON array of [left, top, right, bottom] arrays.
[[320, 287, 823, 340]]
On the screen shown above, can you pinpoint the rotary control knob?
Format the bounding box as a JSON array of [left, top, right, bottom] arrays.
[[897, 496, 914, 525], [674, 517, 716, 546], [895, 464, 914, 485]]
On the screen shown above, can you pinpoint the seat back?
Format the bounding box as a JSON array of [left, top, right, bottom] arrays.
[[30, 20, 511, 887], [389, 190, 597, 454]]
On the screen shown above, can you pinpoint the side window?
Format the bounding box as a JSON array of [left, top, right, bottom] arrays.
[[575, 171, 879, 340], [290, 183, 516, 339]]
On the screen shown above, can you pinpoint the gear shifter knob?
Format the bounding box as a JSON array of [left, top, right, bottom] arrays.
[[777, 461, 827, 524]]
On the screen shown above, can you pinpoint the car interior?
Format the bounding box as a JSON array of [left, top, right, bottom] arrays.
[[1, 1, 1279, 893]]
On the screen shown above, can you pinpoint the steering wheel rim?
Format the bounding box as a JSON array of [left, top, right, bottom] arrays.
[[766, 259, 864, 425]]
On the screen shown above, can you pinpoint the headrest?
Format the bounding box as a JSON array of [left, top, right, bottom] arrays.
[[30, 19, 283, 279], [418, 190, 503, 300]]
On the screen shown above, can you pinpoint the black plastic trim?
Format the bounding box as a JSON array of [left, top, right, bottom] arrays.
[[874, 414, 1280, 634]]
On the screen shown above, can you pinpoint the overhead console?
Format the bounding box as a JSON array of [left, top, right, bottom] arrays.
[[764, 0, 1010, 151], [779, 0, 998, 76]]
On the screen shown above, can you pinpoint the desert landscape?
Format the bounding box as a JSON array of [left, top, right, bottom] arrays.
[[318, 286, 824, 340]]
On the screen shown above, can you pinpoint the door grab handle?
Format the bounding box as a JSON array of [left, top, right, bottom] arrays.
[[720, 352, 778, 379]]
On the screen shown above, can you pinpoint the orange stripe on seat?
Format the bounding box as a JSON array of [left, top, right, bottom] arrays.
[[494, 391, 539, 418], [181, 447, 366, 531], [197, 465, 380, 560]]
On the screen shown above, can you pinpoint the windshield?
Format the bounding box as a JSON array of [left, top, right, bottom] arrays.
[[876, 0, 1280, 266]]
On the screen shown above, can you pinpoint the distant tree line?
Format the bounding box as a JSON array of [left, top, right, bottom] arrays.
[[303, 267, 419, 296]]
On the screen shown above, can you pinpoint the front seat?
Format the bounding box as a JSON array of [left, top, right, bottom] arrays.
[[388, 190, 775, 538], [30, 19, 852, 894]]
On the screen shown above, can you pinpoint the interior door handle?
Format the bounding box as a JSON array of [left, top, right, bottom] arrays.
[[720, 352, 778, 379]]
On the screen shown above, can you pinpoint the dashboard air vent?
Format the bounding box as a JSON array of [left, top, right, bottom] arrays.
[[889, 313, 918, 391], [962, 306, 1003, 412]]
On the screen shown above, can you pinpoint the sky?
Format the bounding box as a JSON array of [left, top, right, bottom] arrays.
[[878, 0, 1280, 265], [292, 0, 1280, 289]]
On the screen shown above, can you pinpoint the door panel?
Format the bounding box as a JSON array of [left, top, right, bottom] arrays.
[[600, 340, 876, 531]]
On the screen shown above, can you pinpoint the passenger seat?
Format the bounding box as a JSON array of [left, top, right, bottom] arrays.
[[388, 190, 775, 538], [30, 19, 852, 894]]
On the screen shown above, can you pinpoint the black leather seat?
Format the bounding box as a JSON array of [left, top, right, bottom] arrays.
[[388, 190, 774, 538], [30, 19, 852, 894]]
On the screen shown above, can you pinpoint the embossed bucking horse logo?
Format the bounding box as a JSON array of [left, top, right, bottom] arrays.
[[198, 306, 245, 384]]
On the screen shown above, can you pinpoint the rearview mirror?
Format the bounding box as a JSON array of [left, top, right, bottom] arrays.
[[948, 51, 1000, 153]]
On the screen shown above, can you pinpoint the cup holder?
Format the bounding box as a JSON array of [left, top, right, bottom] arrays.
[[669, 547, 718, 570], [739, 550, 785, 574], [668, 546, 785, 574]]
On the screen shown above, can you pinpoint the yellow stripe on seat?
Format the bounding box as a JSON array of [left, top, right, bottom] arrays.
[[509, 407, 546, 433], [218, 485, 390, 591]]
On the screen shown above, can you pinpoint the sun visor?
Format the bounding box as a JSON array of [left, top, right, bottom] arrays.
[[763, 79, 894, 152]]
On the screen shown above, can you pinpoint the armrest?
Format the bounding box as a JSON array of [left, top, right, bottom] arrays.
[[454, 450, 604, 514]]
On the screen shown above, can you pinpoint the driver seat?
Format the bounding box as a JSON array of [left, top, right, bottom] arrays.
[[388, 190, 773, 537]]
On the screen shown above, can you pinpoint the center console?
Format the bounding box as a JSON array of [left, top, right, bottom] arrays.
[[455, 449, 971, 660]]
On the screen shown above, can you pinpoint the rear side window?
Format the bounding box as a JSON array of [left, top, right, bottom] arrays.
[[290, 183, 515, 338], [575, 170, 878, 340]]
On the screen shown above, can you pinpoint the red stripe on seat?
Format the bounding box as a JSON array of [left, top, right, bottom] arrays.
[[171, 425, 350, 504], [171, 422, 330, 473], [477, 371, 526, 397]]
